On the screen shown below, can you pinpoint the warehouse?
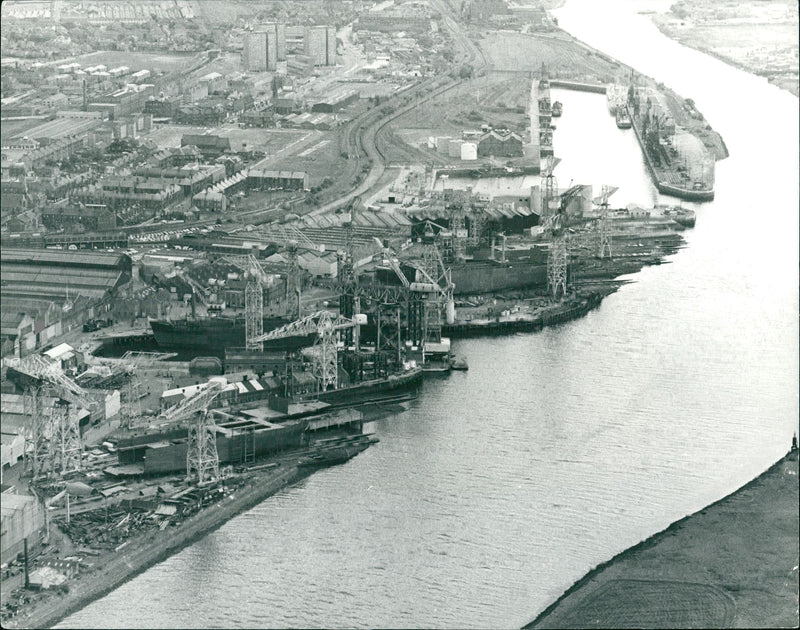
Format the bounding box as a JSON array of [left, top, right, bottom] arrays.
[[0, 249, 132, 355], [477, 129, 524, 157]]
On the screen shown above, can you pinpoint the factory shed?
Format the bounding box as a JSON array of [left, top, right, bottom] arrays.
[[0, 249, 132, 304], [1, 493, 46, 565]]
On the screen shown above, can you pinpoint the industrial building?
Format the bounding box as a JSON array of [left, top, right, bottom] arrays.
[[1, 493, 46, 565], [477, 130, 524, 157], [0, 249, 132, 357], [247, 170, 309, 191], [310, 88, 359, 113], [355, 14, 431, 34]]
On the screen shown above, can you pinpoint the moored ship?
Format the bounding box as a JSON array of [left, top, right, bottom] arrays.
[[615, 107, 632, 129], [150, 315, 292, 352]]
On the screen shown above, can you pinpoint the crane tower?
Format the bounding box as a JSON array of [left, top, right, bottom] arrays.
[[597, 184, 612, 259], [186, 410, 220, 485]]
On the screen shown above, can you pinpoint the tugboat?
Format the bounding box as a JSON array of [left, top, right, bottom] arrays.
[[615, 107, 632, 129], [551, 101, 563, 117]]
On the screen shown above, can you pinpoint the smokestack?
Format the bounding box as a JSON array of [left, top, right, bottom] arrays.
[[83, 79, 87, 111]]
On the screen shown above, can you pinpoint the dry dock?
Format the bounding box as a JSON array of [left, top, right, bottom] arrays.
[[525, 448, 799, 629]]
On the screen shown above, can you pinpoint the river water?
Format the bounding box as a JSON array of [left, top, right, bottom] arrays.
[[60, 1, 798, 628]]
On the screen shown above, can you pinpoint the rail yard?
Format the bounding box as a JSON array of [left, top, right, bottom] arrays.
[[0, 0, 733, 627]]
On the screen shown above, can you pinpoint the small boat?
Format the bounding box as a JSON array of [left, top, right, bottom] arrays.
[[551, 101, 563, 117], [615, 108, 632, 129]]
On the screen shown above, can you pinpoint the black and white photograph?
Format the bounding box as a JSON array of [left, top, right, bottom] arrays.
[[0, 0, 797, 627]]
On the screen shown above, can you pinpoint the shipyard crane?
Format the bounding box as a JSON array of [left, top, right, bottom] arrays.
[[186, 407, 224, 486], [180, 381, 226, 486], [218, 254, 274, 351], [540, 156, 562, 222], [595, 185, 617, 259], [543, 184, 583, 300], [254, 311, 358, 393], [338, 196, 362, 346], [396, 223, 455, 354], [118, 351, 177, 429], [7, 354, 96, 477], [158, 379, 226, 426]]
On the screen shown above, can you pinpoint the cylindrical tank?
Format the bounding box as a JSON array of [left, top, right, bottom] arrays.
[[446, 299, 455, 324]]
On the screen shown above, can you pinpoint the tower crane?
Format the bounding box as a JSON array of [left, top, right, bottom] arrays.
[[337, 195, 361, 325], [254, 311, 358, 393]]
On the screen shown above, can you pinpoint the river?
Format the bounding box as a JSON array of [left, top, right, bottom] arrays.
[[59, 1, 798, 628]]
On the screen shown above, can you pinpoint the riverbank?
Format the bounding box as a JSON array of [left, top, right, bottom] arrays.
[[525, 447, 799, 628], [650, 3, 799, 97], [2, 461, 316, 630]]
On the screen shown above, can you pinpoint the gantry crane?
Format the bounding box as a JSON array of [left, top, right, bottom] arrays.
[[254, 311, 358, 393], [7, 354, 97, 477]]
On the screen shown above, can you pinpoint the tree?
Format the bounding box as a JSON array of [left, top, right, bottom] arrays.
[[459, 64, 473, 79]]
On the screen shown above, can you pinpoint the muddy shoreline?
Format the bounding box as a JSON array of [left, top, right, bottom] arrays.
[[525, 448, 799, 628]]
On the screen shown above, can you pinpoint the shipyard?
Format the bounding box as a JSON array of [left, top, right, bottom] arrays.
[[1, 0, 798, 628]]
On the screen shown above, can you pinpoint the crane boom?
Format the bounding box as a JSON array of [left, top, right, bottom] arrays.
[[157, 380, 226, 425], [253, 310, 356, 343]]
